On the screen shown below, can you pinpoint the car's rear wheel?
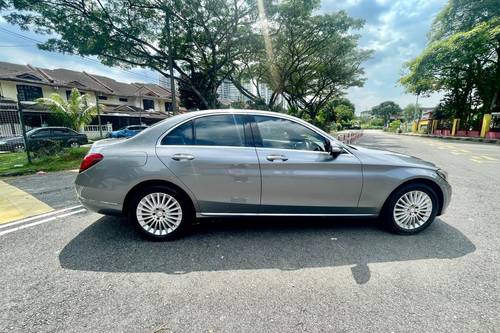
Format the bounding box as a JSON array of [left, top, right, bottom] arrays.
[[129, 185, 193, 240], [383, 183, 438, 234]]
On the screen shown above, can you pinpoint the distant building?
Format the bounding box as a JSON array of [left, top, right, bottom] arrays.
[[360, 110, 372, 119], [216, 79, 288, 109]]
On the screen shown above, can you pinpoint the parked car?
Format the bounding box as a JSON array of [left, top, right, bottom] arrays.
[[76, 110, 451, 240], [109, 125, 148, 138], [0, 127, 88, 152]]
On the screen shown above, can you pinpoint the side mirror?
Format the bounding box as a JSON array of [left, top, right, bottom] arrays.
[[327, 140, 343, 155]]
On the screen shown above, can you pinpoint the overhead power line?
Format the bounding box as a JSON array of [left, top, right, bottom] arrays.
[[0, 27, 159, 83]]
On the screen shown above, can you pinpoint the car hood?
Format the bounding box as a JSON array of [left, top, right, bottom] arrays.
[[349, 145, 437, 170]]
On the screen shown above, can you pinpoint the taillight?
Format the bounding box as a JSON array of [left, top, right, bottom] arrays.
[[79, 153, 104, 173]]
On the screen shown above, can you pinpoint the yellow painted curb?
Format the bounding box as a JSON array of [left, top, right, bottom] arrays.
[[0, 180, 53, 224]]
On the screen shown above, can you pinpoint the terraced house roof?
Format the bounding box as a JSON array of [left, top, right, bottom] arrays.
[[0, 61, 172, 99]]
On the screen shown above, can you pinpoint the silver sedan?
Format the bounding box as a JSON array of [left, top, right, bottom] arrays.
[[75, 110, 451, 240]]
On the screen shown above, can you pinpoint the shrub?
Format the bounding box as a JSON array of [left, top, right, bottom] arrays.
[[388, 120, 402, 133]]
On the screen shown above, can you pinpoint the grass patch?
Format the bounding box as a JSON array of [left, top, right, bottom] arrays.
[[0, 147, 90, 177]]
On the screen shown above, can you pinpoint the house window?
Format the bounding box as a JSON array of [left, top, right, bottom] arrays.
[[98, 95, 108, 100], [165, 102, 172, 111], [16, 85, 43, 101], [143, 99, 154, 111], [119, 97, 128, 102]]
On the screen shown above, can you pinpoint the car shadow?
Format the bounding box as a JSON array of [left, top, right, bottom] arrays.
[[59, 216, 475, 284]]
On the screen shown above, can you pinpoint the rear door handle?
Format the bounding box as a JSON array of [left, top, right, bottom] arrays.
[[266, 154, 288, 161], [171, 153, 195, 161]]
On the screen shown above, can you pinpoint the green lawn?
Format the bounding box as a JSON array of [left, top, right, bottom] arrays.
[[0, 147, 90, 177]]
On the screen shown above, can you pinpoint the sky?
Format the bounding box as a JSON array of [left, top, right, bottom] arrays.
[[0, 0, 446, 113]]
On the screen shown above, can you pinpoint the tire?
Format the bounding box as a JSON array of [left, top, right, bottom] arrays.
[[69, 141, 80, 148], [128, 185, 193, 241], [382, 183, 439, 235]]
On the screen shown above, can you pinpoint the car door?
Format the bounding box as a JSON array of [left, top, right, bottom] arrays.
[[251, 115, 364, 215], [29, 128, 51, 146], [51, 128, 69, 145], [156, 114, 261, 214]]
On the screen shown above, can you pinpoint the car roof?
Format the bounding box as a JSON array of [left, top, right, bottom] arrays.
[[35, 126, 71, 130]]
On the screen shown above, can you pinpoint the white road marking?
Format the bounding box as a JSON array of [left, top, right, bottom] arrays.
[[0, 205, 83, 230], [0, 208, 86, 236]]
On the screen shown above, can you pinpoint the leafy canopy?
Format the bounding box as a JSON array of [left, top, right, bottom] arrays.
[[400, 0, 500, 123], [4, 0, 258, 109], [230, 0, 371, 116]]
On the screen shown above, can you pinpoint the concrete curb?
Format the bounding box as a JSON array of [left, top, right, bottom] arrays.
[[401, 133, 500, 145]]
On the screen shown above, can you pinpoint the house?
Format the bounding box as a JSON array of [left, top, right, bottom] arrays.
[[0, 61, 183, 136]]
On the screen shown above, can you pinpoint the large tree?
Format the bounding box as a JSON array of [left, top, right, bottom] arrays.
[[371, 101, 402, 125], [400, 0, 500, 122], [230, 0, 370, 117], [3, 0, 258, 109]]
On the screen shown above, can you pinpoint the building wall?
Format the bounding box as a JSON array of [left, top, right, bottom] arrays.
[[0, 79, 99, 103]]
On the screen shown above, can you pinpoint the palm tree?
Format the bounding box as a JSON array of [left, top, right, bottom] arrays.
[[36, 88, 97, 131]]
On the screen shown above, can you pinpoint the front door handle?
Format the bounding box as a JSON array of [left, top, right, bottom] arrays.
[[266, 154, 288, 162], [171, 153, 195, 161]]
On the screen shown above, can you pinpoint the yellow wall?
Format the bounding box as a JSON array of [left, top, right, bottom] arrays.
[[480, 114, 492, 137], [0, 80, 19, 100], [0, 80, 97, 104]]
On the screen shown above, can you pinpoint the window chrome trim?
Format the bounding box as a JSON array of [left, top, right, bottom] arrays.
[[156, 112, 249, 147], [156, 111, 350, 156]]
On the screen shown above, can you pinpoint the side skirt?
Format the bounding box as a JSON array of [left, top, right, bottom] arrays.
[[197, 213, 378, 218]]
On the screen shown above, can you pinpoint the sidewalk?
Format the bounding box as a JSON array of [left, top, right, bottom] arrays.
[[402, 132, 500, 144], [0, 180, 53, 224], [0, 170, 80, 224]]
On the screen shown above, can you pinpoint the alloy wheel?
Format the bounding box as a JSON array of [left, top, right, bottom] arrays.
[[393, 190, 433, 230], [136, 192, 183, 236]]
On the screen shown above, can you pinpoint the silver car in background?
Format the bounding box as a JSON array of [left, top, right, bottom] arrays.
[[75, 110, 451, 240]]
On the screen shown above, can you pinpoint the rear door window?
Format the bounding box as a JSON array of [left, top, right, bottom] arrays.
[[161, 115, 250, 147], [161, 121, 194, 145], [193, 115, 245, 147]]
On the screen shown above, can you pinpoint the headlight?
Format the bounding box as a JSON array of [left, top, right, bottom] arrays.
[[436, 169, 448, 180]]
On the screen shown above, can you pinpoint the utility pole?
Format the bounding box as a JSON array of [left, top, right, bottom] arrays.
[[166, 10, 178, 115], [139, 88, 142, 125], [94, 91, 103, 138], [16, 95, 31, 164]]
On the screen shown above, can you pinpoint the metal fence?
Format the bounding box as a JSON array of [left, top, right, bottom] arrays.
[[336, 130, 363, 144], [0, 100, 24, 138], [83, 124, 113, 139]]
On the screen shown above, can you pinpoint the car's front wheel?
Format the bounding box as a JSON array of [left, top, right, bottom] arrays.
[[13, 144, 25, 152], [129, 186, 193, 240], [383, 183, 439, 234], [69, 141, 80, 148]]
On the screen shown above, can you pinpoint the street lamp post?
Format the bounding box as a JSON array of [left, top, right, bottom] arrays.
[[16, 95, 31, 164], [165, 10, 178, 115]]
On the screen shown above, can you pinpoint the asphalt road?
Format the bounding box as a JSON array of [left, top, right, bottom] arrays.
[[1, 130, 499, 332]]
